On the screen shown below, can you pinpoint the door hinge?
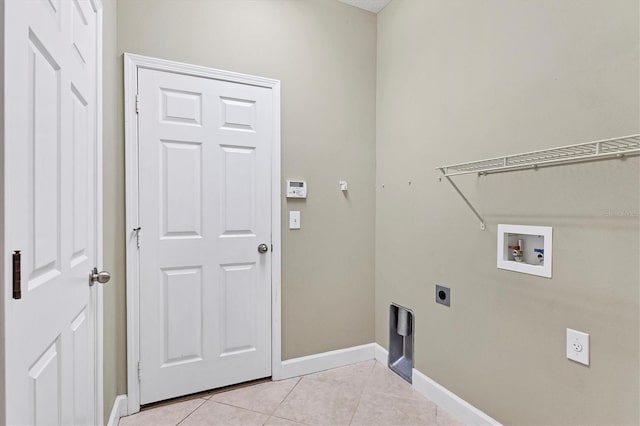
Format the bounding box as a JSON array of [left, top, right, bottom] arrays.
[[138, 362, 142, 382], [133, 227, 142, 249], [135, 94, 141, 114]]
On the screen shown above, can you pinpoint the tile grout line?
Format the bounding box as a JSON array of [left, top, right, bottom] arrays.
[[262, 379, 309, 425], [264, 413, 313, 426], [177, 399, 280, 425], [174, 398, 209, 426], [170, 377, 305, 426], [271, 377, 302, 415], [206, 399, 271, 414], [347, 361, 377, 425], [263, 376, 307, 425], [368, 362, 444, 424], [179, 377, 306, 423]]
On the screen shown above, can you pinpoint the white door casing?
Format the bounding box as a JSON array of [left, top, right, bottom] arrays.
[[124, 54, 282, 412], [3, 0, 103, 424]]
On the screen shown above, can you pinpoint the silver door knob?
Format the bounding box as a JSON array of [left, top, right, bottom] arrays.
[[90, 267, 111, 286], [257, 243, 269, 254]]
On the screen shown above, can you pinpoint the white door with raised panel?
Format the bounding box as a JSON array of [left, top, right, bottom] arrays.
[[137, 68, 272, 404], [3, 0, 102, 424]]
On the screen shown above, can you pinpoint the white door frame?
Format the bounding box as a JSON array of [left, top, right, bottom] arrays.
[[0, 1, 104, 422], [123, 53, 282, 415]]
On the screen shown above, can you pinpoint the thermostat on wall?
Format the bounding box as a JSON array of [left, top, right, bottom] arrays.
[[286, 180, 307, 198]]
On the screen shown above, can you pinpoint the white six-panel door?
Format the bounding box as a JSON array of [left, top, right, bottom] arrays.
[[137, 68, 272, 404], [3, 0, 100, 424]]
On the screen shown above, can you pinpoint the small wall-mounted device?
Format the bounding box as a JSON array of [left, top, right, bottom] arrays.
[[286, 180, 307, 198], [435, 284, 450, 307]]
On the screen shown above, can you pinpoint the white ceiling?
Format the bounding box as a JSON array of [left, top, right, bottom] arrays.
[[337, 0, 392, 14]]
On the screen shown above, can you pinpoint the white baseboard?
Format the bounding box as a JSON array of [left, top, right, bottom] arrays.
[[373, 342, 388, 365], [374, 343, 499, 425], [412, 368, 501, 426], [277, 343, 375, 380], [107, 394, 128, 426]]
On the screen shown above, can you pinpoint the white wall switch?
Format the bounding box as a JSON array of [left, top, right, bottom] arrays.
[[289, 211, 301, 229], [566, 328, 589, 365], [340, 180, 348, 191]]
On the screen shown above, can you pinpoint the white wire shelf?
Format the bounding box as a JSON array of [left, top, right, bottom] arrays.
[[437, 134, 640, 177], [436, 134, 640, 230]]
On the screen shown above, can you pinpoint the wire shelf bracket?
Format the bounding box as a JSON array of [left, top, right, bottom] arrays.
[[436, 134, 640, 231]]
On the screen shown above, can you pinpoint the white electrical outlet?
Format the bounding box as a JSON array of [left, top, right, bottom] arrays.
[[566, 328, 589, 365]]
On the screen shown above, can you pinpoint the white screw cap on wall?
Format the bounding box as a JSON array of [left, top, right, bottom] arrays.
[[566, 328, 589, 365]]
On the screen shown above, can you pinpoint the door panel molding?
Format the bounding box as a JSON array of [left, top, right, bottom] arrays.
[[2, 1, 104, 423], [123, 53, 281, 415]]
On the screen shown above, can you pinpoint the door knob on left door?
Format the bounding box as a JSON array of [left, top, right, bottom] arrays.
[[257, 243, 269, 254], [90, 267, 111, 286]]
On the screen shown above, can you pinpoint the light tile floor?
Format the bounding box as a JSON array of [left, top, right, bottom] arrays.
[[118, 361, 464, 426]]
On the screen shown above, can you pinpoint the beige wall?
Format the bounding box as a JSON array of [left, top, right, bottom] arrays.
[[376, 1, 639, 425], [103, 0, 376, 417]]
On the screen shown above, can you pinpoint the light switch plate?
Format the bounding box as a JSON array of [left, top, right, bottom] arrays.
[[289, 211, 301, 229], [566, 328, 589, 365]]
